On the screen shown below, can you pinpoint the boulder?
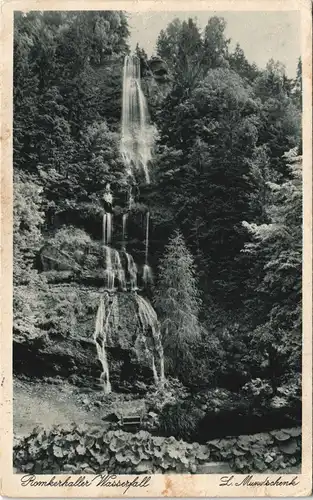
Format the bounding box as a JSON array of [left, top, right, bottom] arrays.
[[40, 244, 80, 272], [39, 239, 104, 276], [147, 57, 170, 82]]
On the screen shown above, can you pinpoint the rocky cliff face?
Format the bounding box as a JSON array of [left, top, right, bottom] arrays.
[[14, 237, 163, 393]]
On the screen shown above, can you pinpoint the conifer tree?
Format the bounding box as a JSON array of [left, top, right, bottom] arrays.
[[154, 230, 201, 374]]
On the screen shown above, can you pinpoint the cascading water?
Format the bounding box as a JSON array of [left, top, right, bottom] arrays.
[[122, 213, 128, 251], [104, 246, 126, 292], [151, 357, 159, 386], [102, 213, 107, 245], [144, 211, 150, 264], [120, 55, 155, 288], [102, 184, 113, 246], [143, 211, 153, 286], [115, 251, 127, 291], [93, 54, 165, 395], [106, 213, 112, 245], [94, 292, 164, 391], [143, 264, 153, 286], [136, 294, 165, 383], [104, 246, 114, 291], [120, 55, 155, 184], [94, 296, 112, 394], [102, 212, 113, 246], [125, 252, 138, 291]]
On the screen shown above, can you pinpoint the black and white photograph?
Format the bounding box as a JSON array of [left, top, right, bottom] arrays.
[[1, 1, 312, 495]]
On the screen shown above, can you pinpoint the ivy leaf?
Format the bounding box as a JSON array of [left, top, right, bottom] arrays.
[[279, 439, 297, 455], [271, 430, 290, 442], [89, 448, 110, 464], [168, 447, 180, 459], [288, 428, 301, 437], [53, 445, 63, 458], [233, 448, 246, 457], [76, 444, 86, 455], [254, 458, 267, 471], [135, 460, 152, 472]]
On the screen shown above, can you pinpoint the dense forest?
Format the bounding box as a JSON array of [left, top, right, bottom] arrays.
[[13, 11, 302, 461]]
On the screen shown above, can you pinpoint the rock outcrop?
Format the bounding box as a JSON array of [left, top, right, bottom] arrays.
[[14, 283, 162, 391], [147, 57, 170, 82], [14, 235, 164, 392]]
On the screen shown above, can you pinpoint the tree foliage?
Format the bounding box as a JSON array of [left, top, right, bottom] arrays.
[[154, 231, 202, 376], [242, 149, 302, 379], [14, 178, 44, 284], [13, 12, 302, 392]]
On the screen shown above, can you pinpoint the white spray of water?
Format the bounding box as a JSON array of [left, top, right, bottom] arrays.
[[142, 211, 153, 285], [107, 213, 112, 245], [125, 252, 138, 291], [122, 213, 128, 250], [135, 294, 165, 383], [91, 54, 165, 390], [104, 246, 126, 291], [115, 250, 127, 291], [144, 211, 150, 264], [142, 264, 153, 286], [94, 295, 112, 394], [104, 246, 114, 291], [120, 55, 155, 184], [151, 356, 159, 385], [102, 213, 107, 246], [102, 212, 113, 246]]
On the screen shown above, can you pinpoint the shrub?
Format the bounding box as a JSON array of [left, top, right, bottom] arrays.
[[242, 378, 273, 400], [158, 401, 205, 441], [52, 226, 92, 250]]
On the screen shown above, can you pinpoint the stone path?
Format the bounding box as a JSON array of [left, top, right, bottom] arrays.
[[13, 377, 146, 438]]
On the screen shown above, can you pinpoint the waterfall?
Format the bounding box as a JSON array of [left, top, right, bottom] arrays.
[[151, 356, 159, 385], [94, 293, 164, 394], [91, 54, 165, 393], [106, 213, 112, 245], [144, 211, 150, 264], [104, 246, 114, 291], [142, 211, 153, 285], [122, 213, 128, 250], [104, 247, 126, 291], [120, 55, 154, 184], [143, 264, 153, 286], [114, 250, 127, 291], [136, 294, 165, 383], [125, 252, 138, 291], [94, 296, 112, 394], [102, 212, 113, 246], [136, 80, 151, 184], [102, 213, 107, 246], [120, 55, 154, 279]]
